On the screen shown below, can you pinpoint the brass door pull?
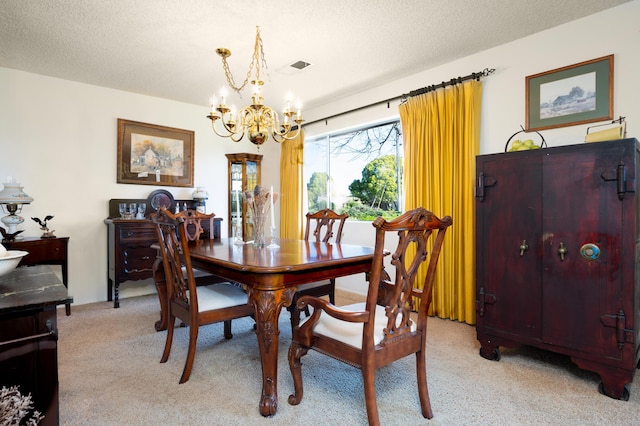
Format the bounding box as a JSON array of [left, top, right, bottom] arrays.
[[519, 240, 528, 256], [558, 242, 568, 261]]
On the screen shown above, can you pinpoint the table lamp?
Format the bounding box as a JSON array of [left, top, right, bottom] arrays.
[[0, 177, 34, 240], [192, 187, 208, 213]]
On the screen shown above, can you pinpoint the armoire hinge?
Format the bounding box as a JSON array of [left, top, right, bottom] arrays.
[[600, 310, 634, 349], [476, 286, 496, 316], [600, 161, 636, 200], [475, 173, 496, 202]]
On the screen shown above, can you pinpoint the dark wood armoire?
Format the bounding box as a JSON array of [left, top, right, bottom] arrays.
[[475, 138, 639, 400]]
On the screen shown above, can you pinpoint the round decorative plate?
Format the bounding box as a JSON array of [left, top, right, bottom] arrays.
[[148, 189, 174, 212]]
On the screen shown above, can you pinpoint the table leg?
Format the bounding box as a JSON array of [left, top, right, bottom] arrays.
[[248, 286, 295, 417]]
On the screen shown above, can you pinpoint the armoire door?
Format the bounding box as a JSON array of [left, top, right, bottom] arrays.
[[541, 141, 635, 359], [476, 150, 543, 340]]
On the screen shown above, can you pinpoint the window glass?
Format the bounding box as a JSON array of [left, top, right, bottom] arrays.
[[304, 120, 403, 220]]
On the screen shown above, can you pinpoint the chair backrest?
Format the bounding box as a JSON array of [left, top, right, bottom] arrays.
[[152, 208, 198, 316], [175, 209, 215, 241], [365, 207, 453, 345], [304, 208, 348, 244]]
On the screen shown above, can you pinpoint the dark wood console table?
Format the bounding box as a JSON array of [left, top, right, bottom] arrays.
[[3, 237, 71, 315], [0, 265, 73, 426], [105, 197, 221, 308]]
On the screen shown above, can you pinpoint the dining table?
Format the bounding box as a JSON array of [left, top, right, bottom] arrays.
[[153, 237, 374, 417]]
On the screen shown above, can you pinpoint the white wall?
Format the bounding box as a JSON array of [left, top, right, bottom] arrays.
[[0, 69, 280, 305], [1, 2, 638, 302], [303, 1, 640, 294]]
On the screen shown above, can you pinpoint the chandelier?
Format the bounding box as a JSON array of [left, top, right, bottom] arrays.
[[207, 26, 303, 147]]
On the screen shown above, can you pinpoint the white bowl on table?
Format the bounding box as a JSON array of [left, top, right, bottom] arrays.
[[0, 250, 29, 277]]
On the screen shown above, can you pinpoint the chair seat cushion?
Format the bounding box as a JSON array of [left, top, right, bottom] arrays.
[[196, 283, 248, 312], [296, 281, 331, 291], [301, 302, 416, 349], [181, 265, 215, 279]]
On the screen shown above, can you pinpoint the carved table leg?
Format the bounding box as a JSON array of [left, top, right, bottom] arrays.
[[152, 256, 168, 332], [248, 286, 294, 417]]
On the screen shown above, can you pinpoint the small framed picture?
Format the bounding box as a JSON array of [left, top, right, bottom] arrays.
[[526, 55, 613, 131], [117, 119, 194, 187]]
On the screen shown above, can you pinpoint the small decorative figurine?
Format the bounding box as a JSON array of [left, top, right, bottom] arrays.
[[0, 227, 23, 242], [31, 215, 56, 238]]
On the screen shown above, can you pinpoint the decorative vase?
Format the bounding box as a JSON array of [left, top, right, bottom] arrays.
[[251, 213, 267, 248], [243, 185, 275, 248]]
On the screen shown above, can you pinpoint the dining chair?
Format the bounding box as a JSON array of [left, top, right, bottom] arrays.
[[153, 208, 254, 384], [175, 209, 227, 286], [287, 207, 453, 425], [287, 208, 349, 331]]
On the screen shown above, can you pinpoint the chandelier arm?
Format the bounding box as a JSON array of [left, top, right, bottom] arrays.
[[210, 120, 234, 139], [229, 131, 246, 143], [219, 117, 238, 134], [271, 126, 302, 143]]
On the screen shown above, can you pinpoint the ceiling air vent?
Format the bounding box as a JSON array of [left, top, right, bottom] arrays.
[[277, 60, 312, 76], [290, 60, 311, 70]]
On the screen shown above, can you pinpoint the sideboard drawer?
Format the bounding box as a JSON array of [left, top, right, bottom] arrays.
[[118, 224, 157, 243], [5, 237, 68, 264]]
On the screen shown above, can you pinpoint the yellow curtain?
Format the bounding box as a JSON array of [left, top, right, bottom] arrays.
[[279, 129, 305, 239], [398, 80, 482, 325]]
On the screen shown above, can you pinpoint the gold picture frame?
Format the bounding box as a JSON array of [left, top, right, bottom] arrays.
[[526, 55, 613, 131], [117, 119, 194, 187]]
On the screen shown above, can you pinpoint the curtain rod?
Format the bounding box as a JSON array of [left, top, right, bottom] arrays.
[[303, 67, 495, 128]]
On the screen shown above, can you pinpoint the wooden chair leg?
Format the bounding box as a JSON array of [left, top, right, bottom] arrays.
[[287, 342, 308, 406], [160, 314, 175, 363], [179, 324, 199, 384], [329, 278, 336, 304], [290, 300, 302, 332], [362, 364, 380, 426], [416, 350, 433, 419], [223, 319, 233, 339]]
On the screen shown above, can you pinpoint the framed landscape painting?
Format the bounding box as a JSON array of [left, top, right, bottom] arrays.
[[117, 119, 194, 187], [526, 55, 613, 131]]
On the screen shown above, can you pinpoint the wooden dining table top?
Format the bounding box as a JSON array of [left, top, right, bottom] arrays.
[[188, 238, 375, 281]]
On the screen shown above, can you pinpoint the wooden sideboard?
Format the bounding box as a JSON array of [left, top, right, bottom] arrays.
[[3, 237, 71, 315], [105, 198, 222, 308], [0, 265, 72, 426]]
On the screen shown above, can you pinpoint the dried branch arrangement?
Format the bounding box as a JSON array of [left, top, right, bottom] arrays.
[[0, 385, 43, 425]]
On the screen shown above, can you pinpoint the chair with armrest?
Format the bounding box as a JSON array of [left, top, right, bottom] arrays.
[[153, 208, 254, 384], [287, 208, 349, 331], [287, 207, 453, 425]]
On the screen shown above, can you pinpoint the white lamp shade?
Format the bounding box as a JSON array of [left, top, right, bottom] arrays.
[[0, 181, 33, 204]]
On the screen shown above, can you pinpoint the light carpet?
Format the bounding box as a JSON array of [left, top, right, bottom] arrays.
[[57, 294, 640, 425]]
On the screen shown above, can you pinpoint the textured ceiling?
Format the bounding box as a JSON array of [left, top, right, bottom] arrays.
[[0, 0, 631, 115]]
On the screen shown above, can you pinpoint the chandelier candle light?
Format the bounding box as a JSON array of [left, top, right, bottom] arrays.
[[207, 26, 303, 147]]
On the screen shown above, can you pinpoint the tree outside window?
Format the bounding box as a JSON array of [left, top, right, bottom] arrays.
[[304, 120, 402, 220]]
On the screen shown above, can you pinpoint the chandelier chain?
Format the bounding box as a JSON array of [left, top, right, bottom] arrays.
[[221, 26, 269, 94]]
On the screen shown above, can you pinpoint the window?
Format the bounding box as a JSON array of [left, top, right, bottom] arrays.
[[304, 120, 403, 220]]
